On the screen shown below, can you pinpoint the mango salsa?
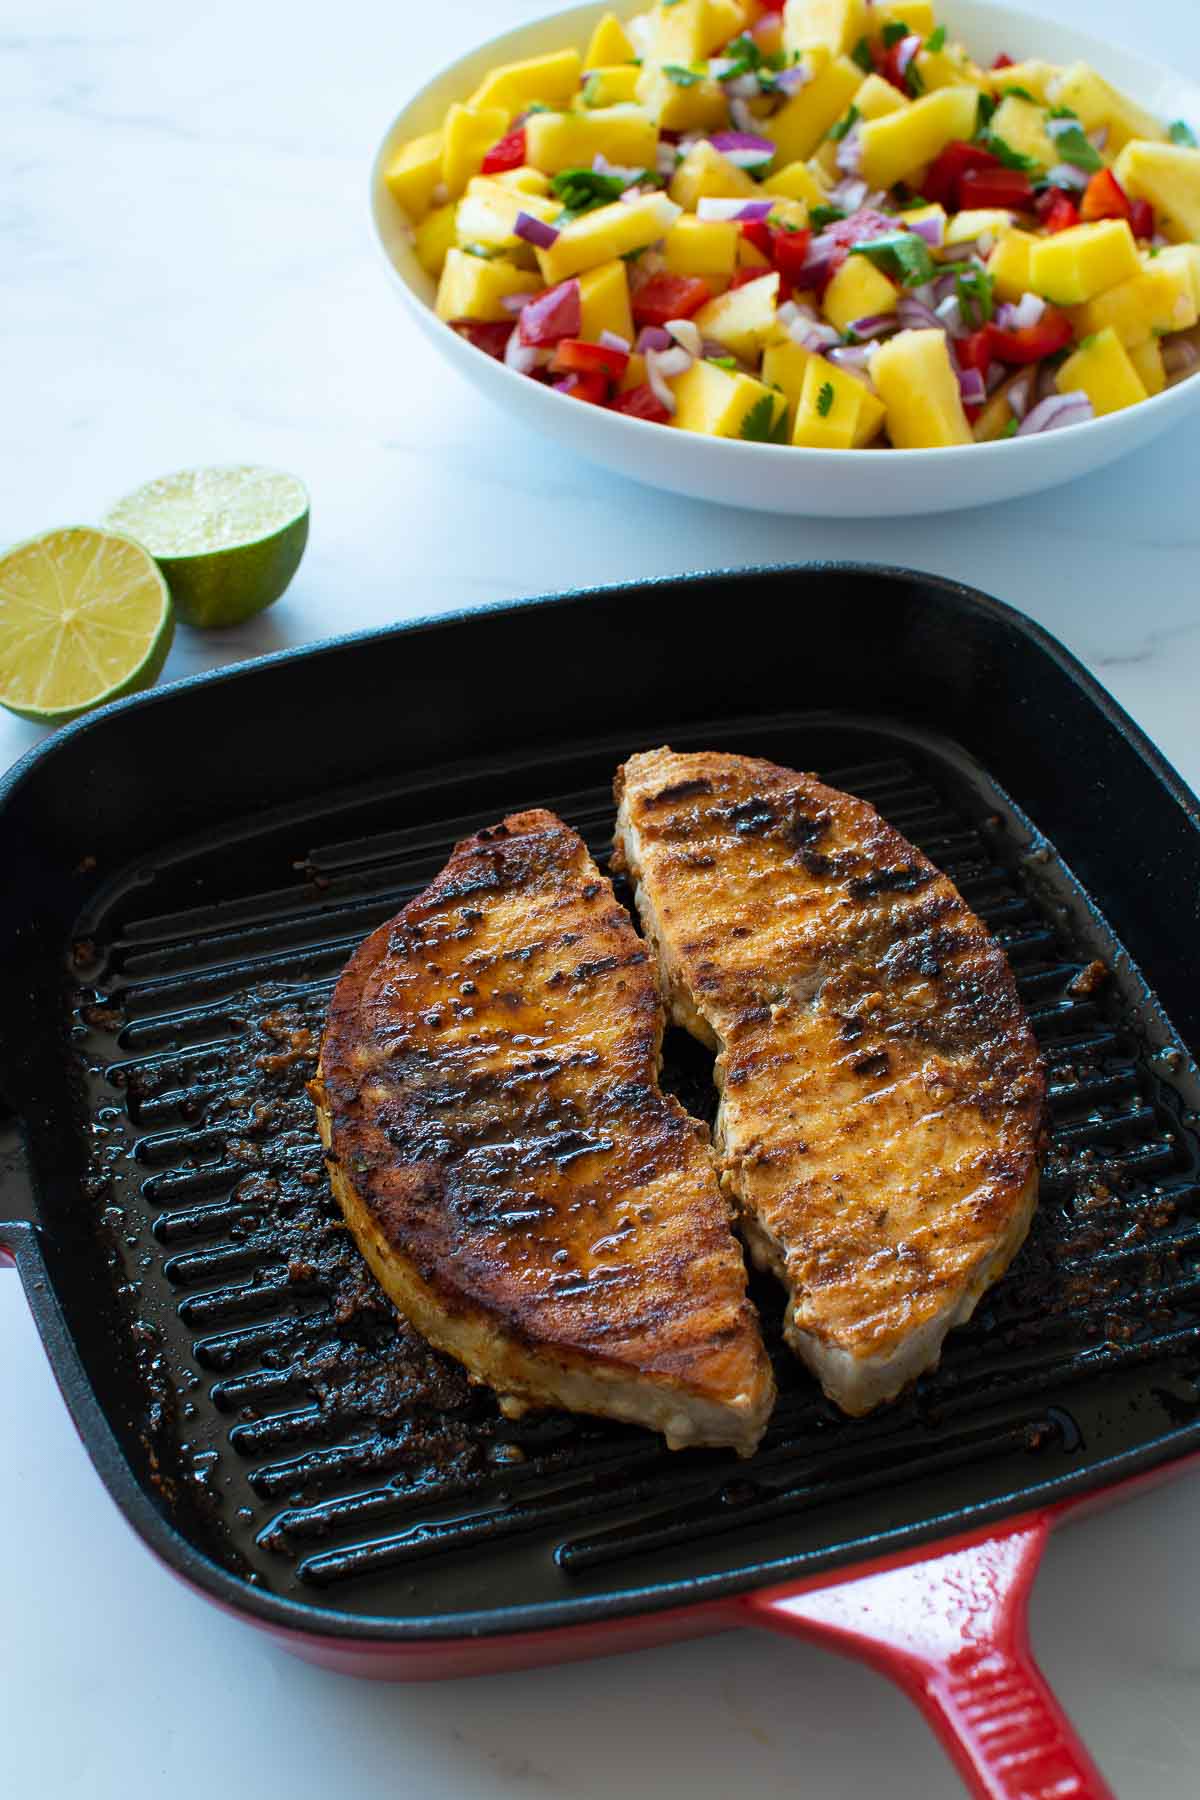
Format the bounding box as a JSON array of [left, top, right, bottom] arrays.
[[392, 0, 1200, 450]]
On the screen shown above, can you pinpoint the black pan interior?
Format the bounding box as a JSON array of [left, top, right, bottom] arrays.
[[3, 568, 1200, 1639]]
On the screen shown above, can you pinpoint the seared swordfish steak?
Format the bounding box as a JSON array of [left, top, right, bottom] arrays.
[[614, 749, 1045, 1417], [311, 809, 774, 1456]]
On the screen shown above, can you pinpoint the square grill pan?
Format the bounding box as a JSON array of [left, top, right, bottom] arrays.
[[3, 566, 1200, 1798]]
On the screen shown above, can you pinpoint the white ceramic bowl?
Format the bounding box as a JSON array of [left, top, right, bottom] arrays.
[[370, 0, 1200, 516]]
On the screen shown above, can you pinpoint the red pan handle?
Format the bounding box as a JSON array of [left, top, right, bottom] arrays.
[[742, 1513, 1115, 1800]]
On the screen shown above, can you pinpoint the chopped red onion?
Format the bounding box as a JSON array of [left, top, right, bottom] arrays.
[[696, 196, 775, 221], [786, 312, 842, 352], [514, 210, 559, 250], [1090, 125, 1109, 150], [939, 240, 980, 262], [593, 152, 646, 185], [518, 278, 582, 346], [504, 327, 548, 376], [897, 296, 944, 332], [1046, 115, 1081, 141], [1162, 337, 1200, 376], [848, 311, 900, 339], [985, 360, 1007, 393], [599, 329, 631, 353], [554, 374, 578, 395], [729, 96, 758, 135], [619, 185, 652, 203], [827, 344, 872, 373], [994, 301, 1017, 330], [1046, 163, 1089, 193], [656, 141, 681, 179], [976, 230, 996, 258], [1010, 291, 1046, 330], [1007, 368, 1035, 419], [932, 272, 960, 305], [646, 192, 683, 229], [957, 367, 987, 405], [773, 63, 811, 97], [644, 348, 678, 414], [1016, 392, 1094, 435], [895, 34, 922, 75], [936, 293, 966, 336], [909, 213, 945, 248], [665, 317, 702, 358], [836, 126, 863, 177], [725, 73, 761, 100], [708, 56, 737, 80], [710, 130, 775, 170], [830, 176, 868, 211], [654, 345, 693, 377], [500, 287, 540, 314], [635, 325, 672, 353]]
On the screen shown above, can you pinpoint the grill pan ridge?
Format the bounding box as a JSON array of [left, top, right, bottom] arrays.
[[3, 565, 1200, 1653]]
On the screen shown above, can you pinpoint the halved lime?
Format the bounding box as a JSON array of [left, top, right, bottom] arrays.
[[104, 466, 309, 629], [0, 527, 175, 724]]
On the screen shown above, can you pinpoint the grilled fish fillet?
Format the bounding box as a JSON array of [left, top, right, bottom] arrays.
[[311, 808, 774, 1456], [614, 749, 1045, 1417]]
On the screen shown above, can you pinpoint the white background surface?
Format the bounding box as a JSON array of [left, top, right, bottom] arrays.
[[3, 2, 1199, 1794]]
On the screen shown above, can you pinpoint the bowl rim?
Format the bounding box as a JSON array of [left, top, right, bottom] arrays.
[[368, 0, 1200, 464]]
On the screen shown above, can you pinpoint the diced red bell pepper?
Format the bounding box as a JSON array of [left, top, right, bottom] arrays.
[[611, 383, 672, 424], [988, 306, 1075, 364], [559, 370, 609, 405], [728, 265, 772, 290], [1080, 167, 1132, 223], [963, 401, 985, 426], [550, 338, 630, 380], [451, 320, 514, 359], [921, 140, 1002, 209], [631, 273, 712, 326], [480, 128, 527, 176], [957, 329, 994, 377], [992, 52, 1015, 70], [772, 226, 813, 288], [958, 166, 1035, 210], [879, 39, 922, 94], [739, 217, 774, 260], [1039, 191, 1081, 234], [1129, 198, 1155, 239]]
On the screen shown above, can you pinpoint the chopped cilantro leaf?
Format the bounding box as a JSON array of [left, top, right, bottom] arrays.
[[708, 355, 738, 371], [830, 103, 860, 142], [955, 262, 995, 328], [849, 230, 937, 288], [1001, 84, 1037, 102], [816, 381, 835, 418], [716, 32, 762, 79], [810, 203, 847, 228], [905, 59, 925, 96], [926, 25, 946, 52], [1048, 121, 1103, 171], [1170, 119, 1199, 147], [663, 0, 685, 8], [881, 21, 909, 48], [663, 63, 703, 87], [462, 242, 501, 260], [1002, 417, 1019, 437], [1048, 105, 1080, 119], [581, 73, 602, 107], [851, 35, 875, 73], [975, 91, 997, 135], [551, 167, 636, 220], [739, 394, 789, 442], [981, 131, 1040, 172]]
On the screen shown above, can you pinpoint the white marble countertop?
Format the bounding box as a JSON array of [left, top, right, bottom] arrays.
[[3, 2, 1199, 1794]]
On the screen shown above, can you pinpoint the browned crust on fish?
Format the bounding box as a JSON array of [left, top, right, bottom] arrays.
[[614, 749, 1045, 1416], [313, 808, 774, 1455]]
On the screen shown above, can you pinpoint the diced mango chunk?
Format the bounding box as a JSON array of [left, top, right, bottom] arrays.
[[944, 208, 1013, 248], [858, 86, 980, 191], [1129, 336, 1166, 396], [761, 337, 811, 409], [1067, 259, 1197, 347], [766, 54, 864, 166], [915, 46, 988, 95], [1029, 220, 1141, 306], [525, 105, 659, 176], [1113, 142, 1200, 244], [664, 214, 740, 278], [989, 60, 1058, 104], [822, 256, 897, 334], [782, 0, 868, 56], [413, 201, 459, 277], [987, 95, 1055, 173], [442, 104, 509, 199], [1055, 326, 1148, 414], [491, 167, 551, 195], [693, 272, 781, 361], [584, 12, 637, 68], [673, 360, 789, 437], [580, 65, 641, 107], [1155, 244, 1200, 315], [455, 178, 560, 251], [469, 49, 583, 120], [652, 0, 740, 64], [987, 228, 1038, 302], [637, 65, 730, 132], [1049, 64, 1167, 154], [869, 329, 973, 446], [853, 74, 909, 124], [765, 160, 828, 207], [578, 259, 635, 344], [435, 249, 538, 322], [792, 357, 868, 448], [535, 195, 675, 284], [670, 140, 759, 207], [852, 386, 887, 447], [871, 1, 935, 37], [384, 130, 444, 221]]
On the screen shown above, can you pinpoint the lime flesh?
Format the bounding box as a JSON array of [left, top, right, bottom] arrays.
[[104, 466, 309, 629], [0, 527, 174, 723]]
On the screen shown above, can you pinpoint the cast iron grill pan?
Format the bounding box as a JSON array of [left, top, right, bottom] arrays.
[[57, 708, 1200, 1626]]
